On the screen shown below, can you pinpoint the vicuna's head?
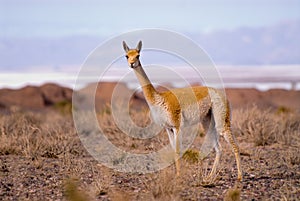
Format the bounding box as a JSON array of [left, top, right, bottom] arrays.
[[122, 41, 142, 68]]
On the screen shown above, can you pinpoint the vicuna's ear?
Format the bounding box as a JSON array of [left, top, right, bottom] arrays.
[[136, 41, 142, 53], [123, 41, 130, 52]]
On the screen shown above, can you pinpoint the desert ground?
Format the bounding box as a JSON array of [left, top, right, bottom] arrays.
[[0, 83, 299, 201]]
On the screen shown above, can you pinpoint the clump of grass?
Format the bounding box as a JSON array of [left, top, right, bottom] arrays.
[[276, 106, 291, 115], [149, 170, 179, 201], [224, 186, 241, 201], [183, 149, 200, 164], [99, 103, 112, 115], [131, 143, 138, 149], [64, 177, 89, 201], [54, 100, 72, 115]]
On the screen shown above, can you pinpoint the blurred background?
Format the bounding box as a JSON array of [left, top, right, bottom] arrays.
[[0, 0, 300, 90]]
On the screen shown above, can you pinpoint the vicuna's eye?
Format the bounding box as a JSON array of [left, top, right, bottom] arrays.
[[136, 55, 140, 59], [125, 55, 129, 59]]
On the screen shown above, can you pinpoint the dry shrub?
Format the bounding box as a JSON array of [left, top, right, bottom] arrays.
[[232, 105, 300, 146], [54, 100, 73, 115], [276, 106, 291, 115], [182, 149, 200, 164], [0, 111, 83, 158], [0, 112, 41, 155], [149, 169, 180, 201]]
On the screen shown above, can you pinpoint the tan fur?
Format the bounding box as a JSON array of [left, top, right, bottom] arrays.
[[126, 50, 140, 64], [123, 41, 243, 181]]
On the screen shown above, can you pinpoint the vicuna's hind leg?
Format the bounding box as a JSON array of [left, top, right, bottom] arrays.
[[222, 128, 243, 181], [210, 89, 243, 181], [218, 102, 242, 181], [208, 141, 221, 180]]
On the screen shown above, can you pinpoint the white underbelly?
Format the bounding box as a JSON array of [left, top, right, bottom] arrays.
[[181, 104, 200, 126], [181, 99, 211, 127]]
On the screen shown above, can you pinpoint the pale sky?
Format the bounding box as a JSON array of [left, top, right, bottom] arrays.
[[0, 0, 299, 88], [1, 0, 300, 38]]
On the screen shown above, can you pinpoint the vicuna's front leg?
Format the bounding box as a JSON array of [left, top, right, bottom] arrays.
[[175, 129, 181, 176], [167, 127, 181, 176]]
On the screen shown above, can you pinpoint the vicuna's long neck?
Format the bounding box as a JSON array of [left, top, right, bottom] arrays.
[[133, 63, 158, 104]]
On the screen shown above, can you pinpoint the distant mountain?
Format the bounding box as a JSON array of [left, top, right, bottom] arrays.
[[0, 20, 299, 70], [193, 20, 300, 65]]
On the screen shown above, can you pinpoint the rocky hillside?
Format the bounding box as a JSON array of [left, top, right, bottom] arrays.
[[0, 83, 299, 111], [0, 83, 72, 110], [225, 88, 300, 110]]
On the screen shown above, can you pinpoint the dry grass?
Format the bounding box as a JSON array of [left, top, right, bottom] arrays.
[[232, 105, 300, 147], [0, 104, 299, 200], [0, 111, 83, 158], [148, 169, 179, 201]]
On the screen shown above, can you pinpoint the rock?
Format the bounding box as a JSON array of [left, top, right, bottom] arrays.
[[0, 86, 44, 109], [40, 83, 72, 105], [0, 83, 72, 110]]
